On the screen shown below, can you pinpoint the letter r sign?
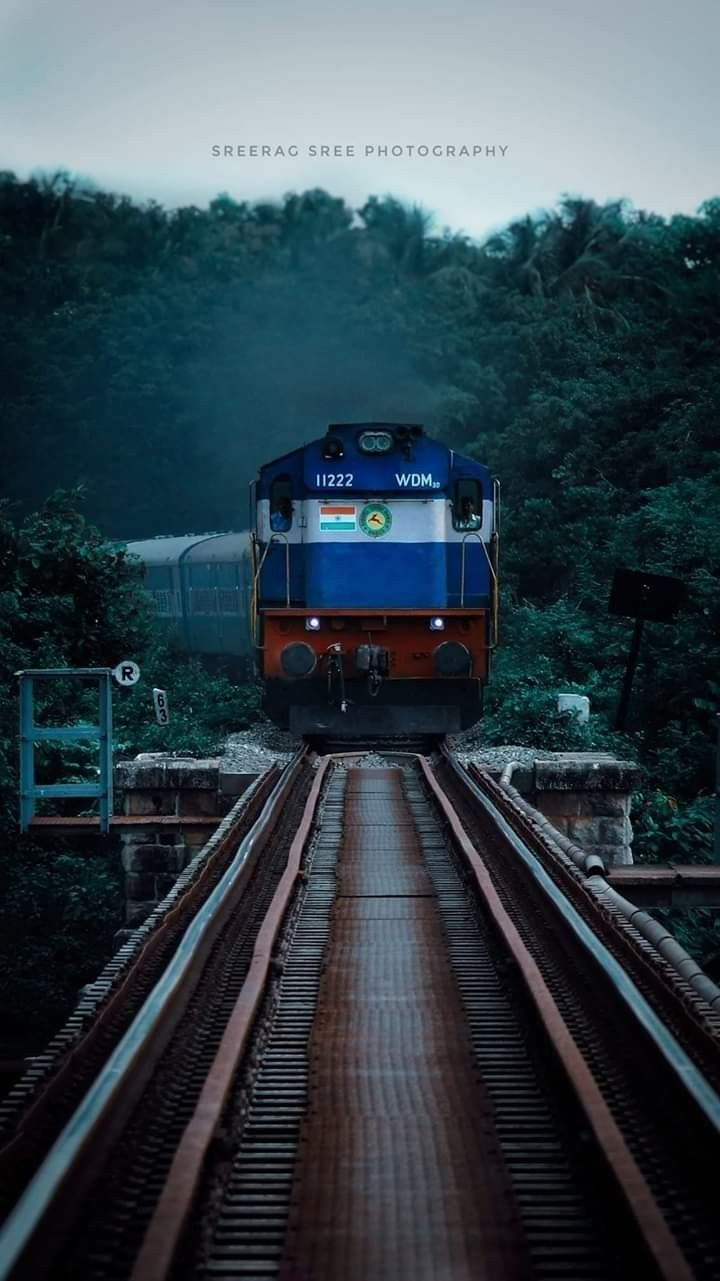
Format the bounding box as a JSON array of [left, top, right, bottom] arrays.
[[113, 660, 141, 686]]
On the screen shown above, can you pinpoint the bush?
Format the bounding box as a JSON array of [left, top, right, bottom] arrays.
[[632, 791, 715, 864], [483, 682, 591, 750], [0, 839, 123, 1052], [482, 599, 638, 754], [0, 493, 262, 1055], [112, 643, 262, 758]]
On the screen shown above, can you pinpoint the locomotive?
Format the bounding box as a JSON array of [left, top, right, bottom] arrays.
[[253, 423, 498, 736], [126, 423, 498, 738]]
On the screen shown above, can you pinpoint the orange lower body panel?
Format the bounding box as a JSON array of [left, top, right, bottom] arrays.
[[261, 609, 489, 680]]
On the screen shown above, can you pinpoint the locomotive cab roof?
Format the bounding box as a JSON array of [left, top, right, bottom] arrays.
[[324, 422, 425, 437], [257, 426, 490, 494]]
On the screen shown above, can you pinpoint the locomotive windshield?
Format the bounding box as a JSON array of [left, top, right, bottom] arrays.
[[270, 474, 293, 531], [452, 478, 483, 531]]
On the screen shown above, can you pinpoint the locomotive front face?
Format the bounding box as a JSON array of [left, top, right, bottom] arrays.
[[253, 423, 498, 737]]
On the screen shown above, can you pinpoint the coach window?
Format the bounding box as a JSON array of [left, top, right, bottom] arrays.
[[270, 475, 293, 532], [452, 478, 483, 531]]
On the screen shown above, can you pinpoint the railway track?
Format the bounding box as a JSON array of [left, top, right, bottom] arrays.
[[1, 750, 720, 1281]]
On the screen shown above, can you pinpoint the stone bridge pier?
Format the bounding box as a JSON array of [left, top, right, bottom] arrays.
[[114, 754, 259, 926], [500, 754, 643, 867]]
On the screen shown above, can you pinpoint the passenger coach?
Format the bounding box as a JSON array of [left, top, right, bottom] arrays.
[[253, 422, 499, 736]]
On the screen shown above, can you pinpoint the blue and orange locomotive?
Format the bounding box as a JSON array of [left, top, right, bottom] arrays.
[[252, 423, 499, 736], [127, 423, 499, 738]]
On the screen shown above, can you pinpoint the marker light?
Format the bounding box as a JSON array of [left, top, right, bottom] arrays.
[[429, 617, 445, 631], [305, 616, 321, 631], [322, 436, 344, 460], [358, 430, 394, 454]]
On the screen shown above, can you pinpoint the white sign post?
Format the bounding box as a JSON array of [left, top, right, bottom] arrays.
[[113, 660, 141, 687], [153, 688, 170, 726]]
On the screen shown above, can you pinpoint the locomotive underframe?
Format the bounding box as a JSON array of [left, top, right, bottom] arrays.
[[260, 608, 490, 736], [263, 676, 484, 735]]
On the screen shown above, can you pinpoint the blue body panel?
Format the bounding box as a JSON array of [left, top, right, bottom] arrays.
[[256, 450, 306, 499], [261, 545, 305, 604], [302, 436, 450, 494], [307, 542, 446, 608], [446, 544, 490, 607], [256, 425, 495, 613], [256, 429, 490, 500]]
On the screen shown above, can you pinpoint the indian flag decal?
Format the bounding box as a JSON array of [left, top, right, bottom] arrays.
[[319, 504, 357, 532]]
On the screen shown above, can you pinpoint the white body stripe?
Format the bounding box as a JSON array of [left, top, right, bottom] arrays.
[[256, 499, 304, 544], [257, 498, 493, 544]]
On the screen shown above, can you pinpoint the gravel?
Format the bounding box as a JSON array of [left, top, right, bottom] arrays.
[[219, 720, 583, 776], [333, 752, 410, 769], [221, 721, 298, 773], [446, 728, 549, 771]]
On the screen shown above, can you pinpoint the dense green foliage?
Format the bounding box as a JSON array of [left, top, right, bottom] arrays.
[[113, 653, 259, 758], [0, 492, 259, 1052], [0, 846, 123, 1053], [1, 173, 718, 1048]]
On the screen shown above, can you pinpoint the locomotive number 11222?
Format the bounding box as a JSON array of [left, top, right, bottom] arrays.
[[315, 473, 354, 487]]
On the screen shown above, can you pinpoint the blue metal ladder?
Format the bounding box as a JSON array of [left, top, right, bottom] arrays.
[[18, 668, 114, 833]]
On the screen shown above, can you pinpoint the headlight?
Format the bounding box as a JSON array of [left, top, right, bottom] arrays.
[[358, 430, 393, 454], [434, 641, 471, 676], [429, 617, 445, 631], [305, 616, 321, 631], [281, 643, 317, 677]]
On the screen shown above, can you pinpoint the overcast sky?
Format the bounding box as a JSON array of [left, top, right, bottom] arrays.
[[1, 0, 718, 239]]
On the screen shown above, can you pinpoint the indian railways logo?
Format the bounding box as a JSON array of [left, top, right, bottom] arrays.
[[360, 502, 392, 538]]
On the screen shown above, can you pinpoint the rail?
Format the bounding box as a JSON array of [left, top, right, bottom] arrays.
[[420, 756, 699, 1280], [0, 767, 284, 1194], [460, 752, 720, 1045], [0, 751, 312, 1280], [3, 750, 720, 1281], [436, 756, 720, 1127], [130, 758, 330, 1281]]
